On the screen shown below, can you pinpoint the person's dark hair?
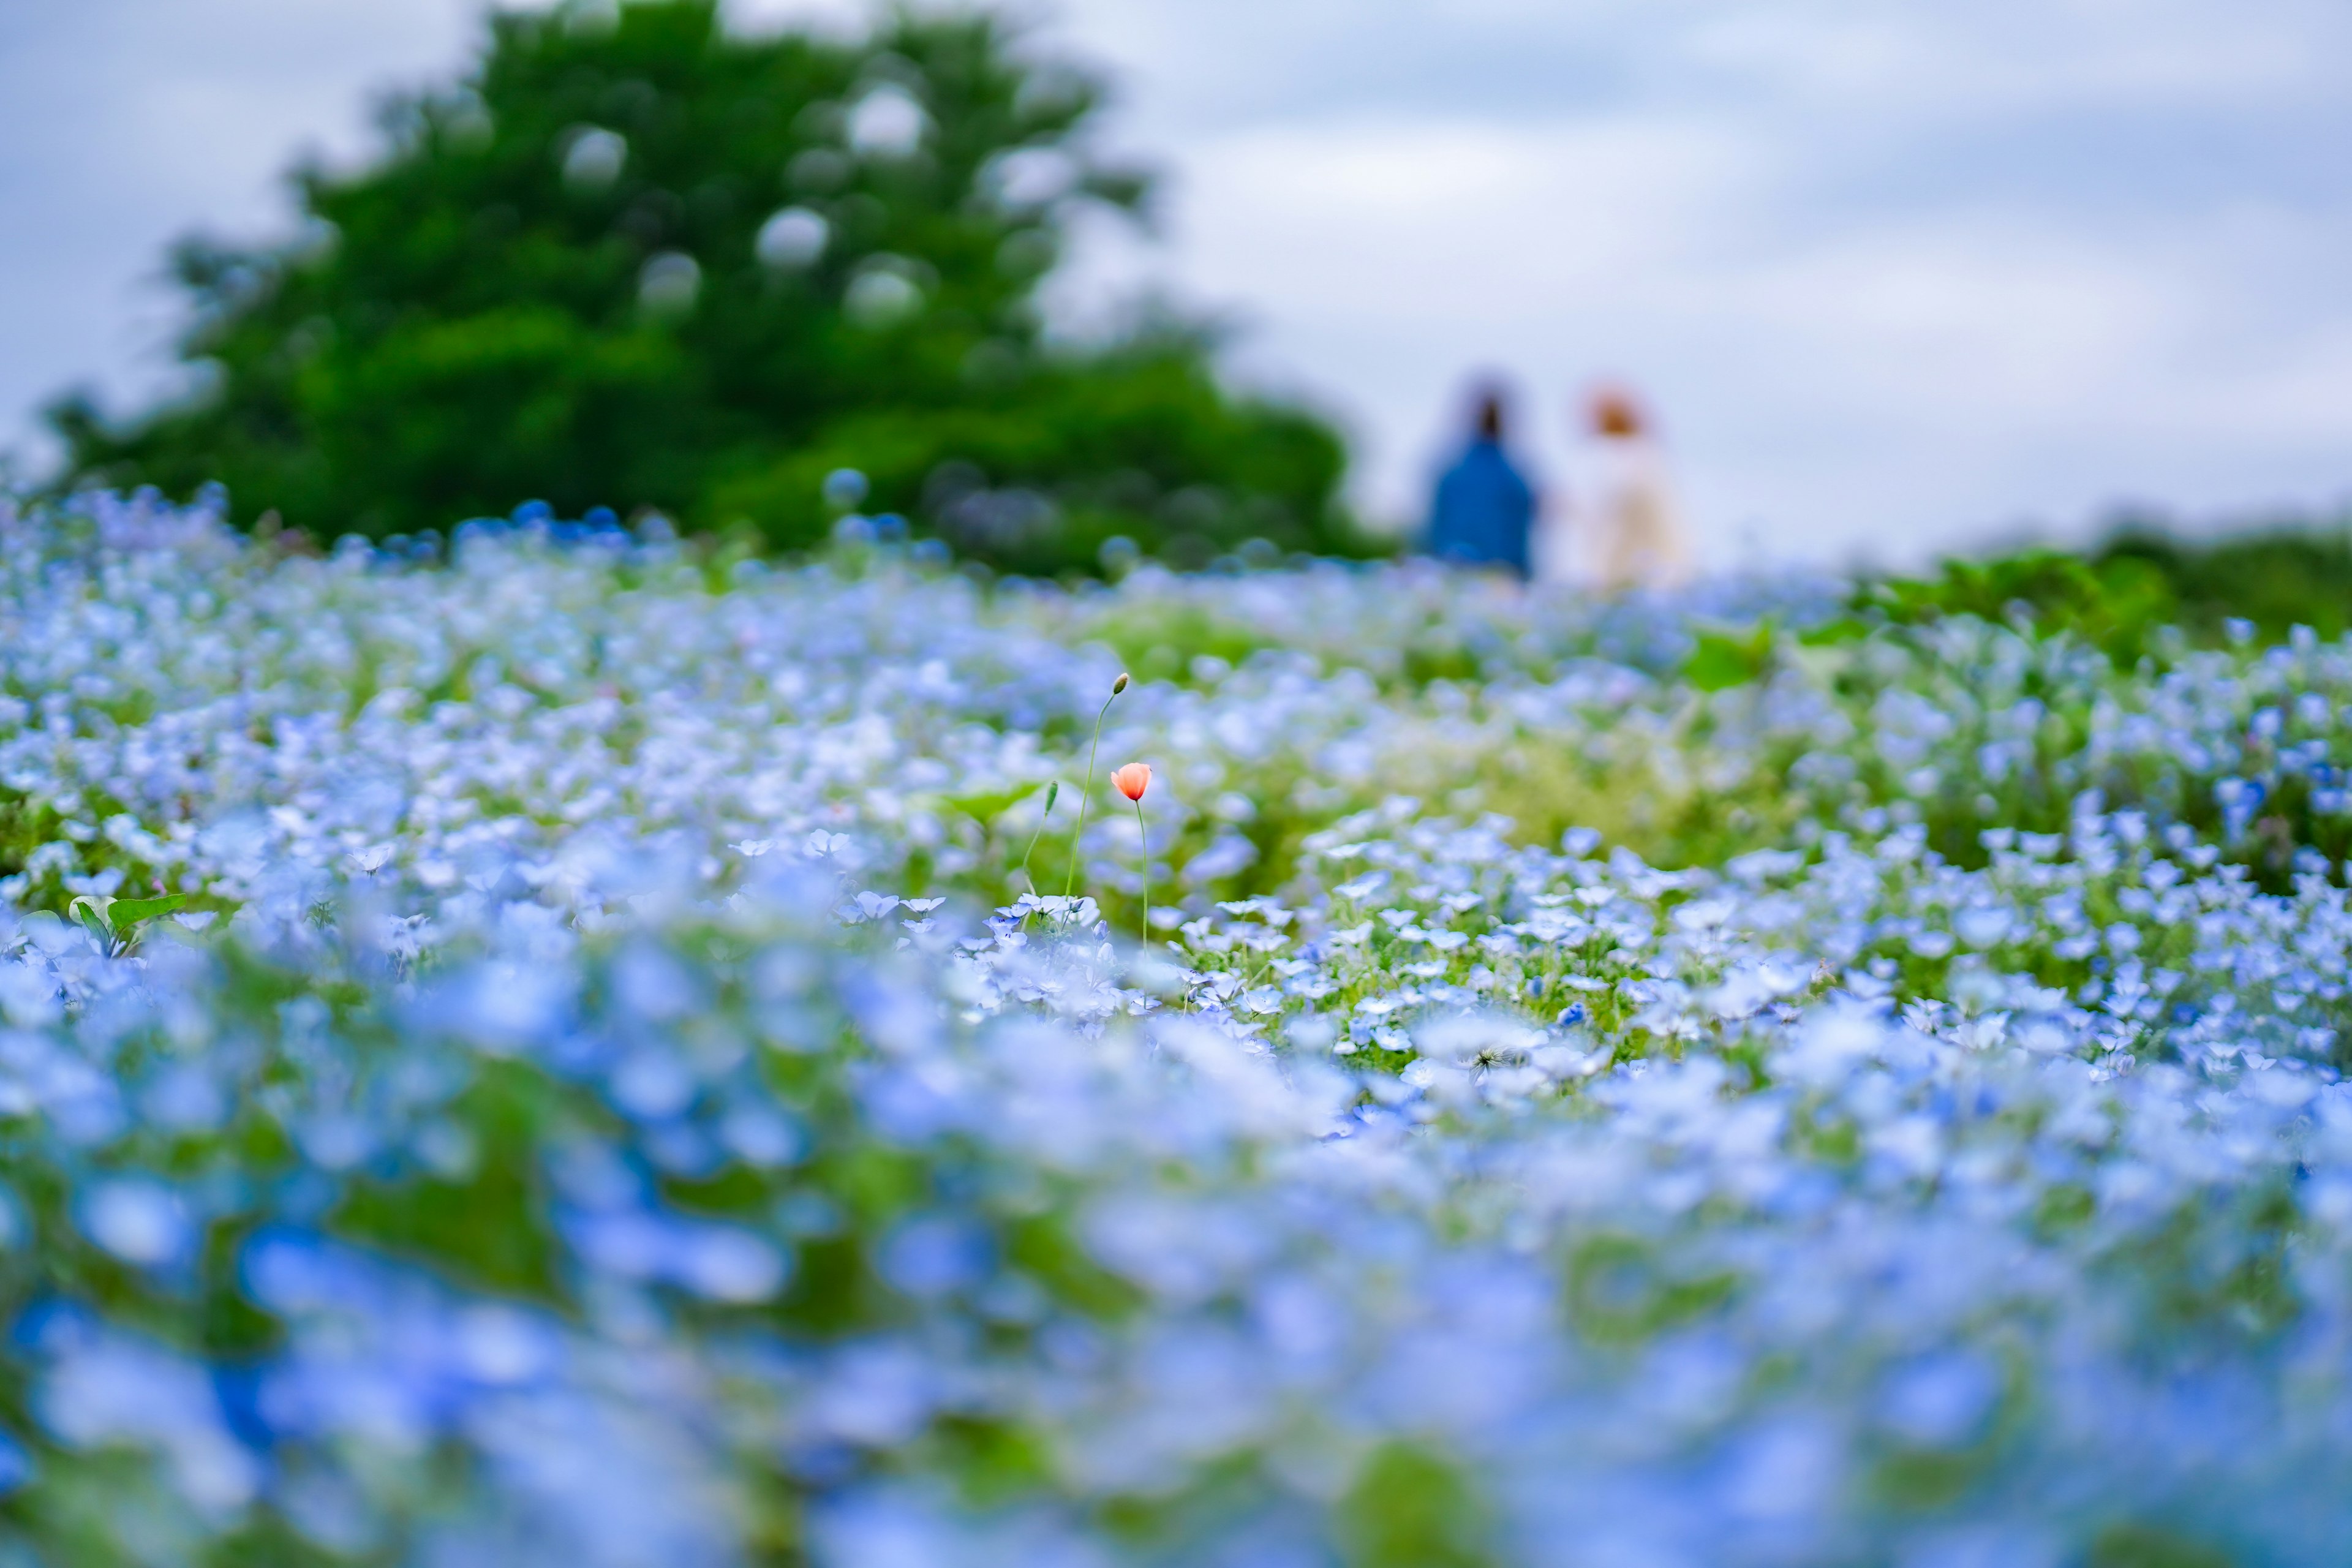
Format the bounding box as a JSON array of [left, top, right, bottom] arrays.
[[1475, 392, 1506, 441]]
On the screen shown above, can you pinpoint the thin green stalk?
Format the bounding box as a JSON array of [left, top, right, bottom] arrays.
[[1134, 797, 1150, 940], [1016, 780, 1059, 894], [1064, 673, 1128, 899]]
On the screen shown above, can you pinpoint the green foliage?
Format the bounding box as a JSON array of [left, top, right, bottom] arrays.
[[1090, 599, 1280, 687], [1683, 618, 1775, 692], [2097, 515, 2352, 644], [1855, 546, 2176, 665], [1858, 511, 2352, 660], [1340, 1444, 1493, 1568], [46, 0, 1363, 573], [2087, 1523, 2239, 1568], [66, 893, 191, 957], [1565, 1234, 1739, 1348], [330, 1063, 563, 1296]]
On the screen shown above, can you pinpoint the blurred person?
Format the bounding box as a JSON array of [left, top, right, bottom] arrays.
[[1425, 385, 1536, 578], [1577, 385, 1691, 590]]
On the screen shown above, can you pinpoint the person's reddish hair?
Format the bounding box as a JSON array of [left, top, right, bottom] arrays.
[[1589, 386, 1645, 439]]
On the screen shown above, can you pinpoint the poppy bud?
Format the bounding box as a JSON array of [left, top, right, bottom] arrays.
[[1112, 672, 1130, 695]]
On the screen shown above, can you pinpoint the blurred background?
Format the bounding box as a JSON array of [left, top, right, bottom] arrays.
[[4, 0, 2351, 570]]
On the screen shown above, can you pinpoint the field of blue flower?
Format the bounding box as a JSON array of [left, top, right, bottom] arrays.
[[0, 489, 2348, 1566]]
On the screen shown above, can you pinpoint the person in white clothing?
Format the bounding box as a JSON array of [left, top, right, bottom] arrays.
[[1534, 386, 1692, 590]]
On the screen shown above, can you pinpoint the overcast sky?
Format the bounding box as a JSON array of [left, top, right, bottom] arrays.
[[4, 0, 2349, 564]]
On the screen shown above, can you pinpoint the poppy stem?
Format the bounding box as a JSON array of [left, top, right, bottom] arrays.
[[1134, 798, 1150, 941], [1063, 691, 1118, 899]]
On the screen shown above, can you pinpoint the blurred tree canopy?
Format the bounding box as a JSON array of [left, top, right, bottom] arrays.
[[47, 0, 1365, 572]]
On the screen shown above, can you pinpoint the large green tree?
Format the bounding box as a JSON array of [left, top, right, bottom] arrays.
[[49, 0, 1362, 572]]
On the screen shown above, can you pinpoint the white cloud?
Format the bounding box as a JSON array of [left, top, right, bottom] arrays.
[[0, 0, 489, 470]]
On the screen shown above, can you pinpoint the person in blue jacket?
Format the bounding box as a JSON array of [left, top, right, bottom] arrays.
[[1425, 388, 1535, 578]]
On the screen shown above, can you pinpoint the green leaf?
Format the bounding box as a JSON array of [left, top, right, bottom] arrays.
[[69, 899, 113, 947], [1685, 623, 1773, 692], [107, 894, 192, 930], [937, 787, 1031, 825], [1797, 616, 1868, 648]]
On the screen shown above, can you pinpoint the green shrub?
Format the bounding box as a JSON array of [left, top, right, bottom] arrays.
[[45, 0, 1368, 574]]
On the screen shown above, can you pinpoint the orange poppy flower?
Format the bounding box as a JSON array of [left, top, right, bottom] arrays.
[[1112, 763, 1152, 802]]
